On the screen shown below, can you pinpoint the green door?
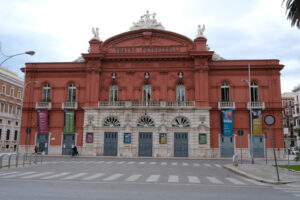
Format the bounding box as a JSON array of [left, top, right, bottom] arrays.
[[62, 134, 75, 155], [104, 132, 118, 156], [174, 132, 188, 157], [139, 132, 152, 157], [220, 136, 234, 157], [36, 134, 49, 154]]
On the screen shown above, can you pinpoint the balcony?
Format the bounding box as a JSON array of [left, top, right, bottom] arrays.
[[62, 102, 78, 110], [36, 102, 52, 110], [98, 101, 195, 108], [247, 101, 265, 110], [218, 101, 235, 110]]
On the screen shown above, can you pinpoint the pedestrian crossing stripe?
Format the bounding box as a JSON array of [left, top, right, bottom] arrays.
[[103, 173, 123, 181], [21, 172, 54, 179], [1, 172, 36, 179], [41, 172, 71, 179], [188, 176, 201, 183], [125, 174, 142, 182], [168, 175, 179, 183], [146, 175, 160, 182], [225, 177, 246, 185], [62, 173, 87, 180], [206, 176, 223, 184], [82, 173, 105, 180]]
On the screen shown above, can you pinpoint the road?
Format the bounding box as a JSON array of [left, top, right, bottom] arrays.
[[0, 157, 299, 200]]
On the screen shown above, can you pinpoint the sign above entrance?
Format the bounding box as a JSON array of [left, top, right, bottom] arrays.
[[114, 46, 181, 54]]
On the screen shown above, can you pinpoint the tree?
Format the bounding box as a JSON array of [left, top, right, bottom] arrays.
[[283, 0, 300, 28], [294, 127, 300, 136]]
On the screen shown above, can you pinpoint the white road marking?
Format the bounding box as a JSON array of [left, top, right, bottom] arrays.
[[168, 175, 179, 183], [206, 176, 223, 184], [116, 161, 125, 164], [0, 172, 18, 176], [161, 162, 167, 165], [96, 161, 104, 164], [188, 176, 201, 183], [127, 161, 135, 164], [225, 177, 246, 185], [103, 173, 123, 181], [139, 162, 145, 165], [214, 164, 222, 168], [193, 163, 200, 167], [204, 163, 212, 167], [105, 161, 114, 164], [62, 173, 87, 180], [146, 175, 160, 182], [149, 162, 156, 165], [1, 172, 36, 178], [125, 174, 142, 182], [172, 162, 178, 166], [182, 162, 189, 166], [82, 173, 105, 180], [241, 177, 267, 186], [21, 172, 54, 179], [41, 172, 71, 180]]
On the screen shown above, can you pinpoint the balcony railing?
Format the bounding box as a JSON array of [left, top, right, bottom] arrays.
[[62, 102, 78, 110], [36, 102, 52, 110], [218, 101, 235, 110], [247, 101, 265, 110], [98, 101, 195, 108]]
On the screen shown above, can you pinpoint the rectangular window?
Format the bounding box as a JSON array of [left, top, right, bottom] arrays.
[[297, 107, 299, 114], [159, 133, 167, 144], [124, 133, 131, 144], [8, 105, 13, 114], [86, 132, 93, 143], [221, 87, 230, 101], [18, 90, 22, 99], [14, 130, 18, 141], [10, 88, 14, 97], [2, 85, 6, 94], [282, 100, 285, 107], [199, 134, 207, 144], [0, 103, 5, 112], [6, 129, 10, 140], [0, 129, 2, 140]]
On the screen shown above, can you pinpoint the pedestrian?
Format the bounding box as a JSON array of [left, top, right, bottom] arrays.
[[72, 145, 78, 156], [34, 145, 38, 154]]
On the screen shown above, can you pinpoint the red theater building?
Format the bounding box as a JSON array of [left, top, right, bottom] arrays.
[[20, 12, 284, 158]]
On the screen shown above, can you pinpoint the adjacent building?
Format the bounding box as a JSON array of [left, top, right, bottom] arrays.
[[282, 92, 296, 148], [19, 12, 284, 158], [293, 85, 300, 146], [0, 66, 23, 153]]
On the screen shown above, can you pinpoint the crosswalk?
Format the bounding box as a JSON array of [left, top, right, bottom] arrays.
[[274, 187, 300, 198], [0, 170, 268, 186], [43, 160, 224, 168]]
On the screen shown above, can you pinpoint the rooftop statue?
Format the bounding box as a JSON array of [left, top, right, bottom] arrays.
[[92, 27, 100, 40], [130, 10, 165, 31], [197, 24, 205, 38]]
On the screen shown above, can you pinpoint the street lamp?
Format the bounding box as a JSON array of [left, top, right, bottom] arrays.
[[0, 51, 35, 66], [241, 64, 254, 164]]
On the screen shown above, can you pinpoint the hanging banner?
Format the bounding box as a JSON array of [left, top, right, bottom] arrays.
[[222, 109, 233, 136], [252, 109, 263, 136], [64, 111, 75, 134], [37, 109, 48, 134]]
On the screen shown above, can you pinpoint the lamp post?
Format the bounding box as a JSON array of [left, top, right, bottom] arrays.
[[242, 64, 254, 164], [0, 47, 35, 166]]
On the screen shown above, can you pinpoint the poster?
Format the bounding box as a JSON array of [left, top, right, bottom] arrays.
[[222, 109, 233, 136], [159, 133, 167, 144], [86, 132, 93, 143], [64, 111, 75, 134], [252, 109, 263, 136], [124, 133, 131, 143], [199, 134, 207, 144], [37, 109, 48, 134]]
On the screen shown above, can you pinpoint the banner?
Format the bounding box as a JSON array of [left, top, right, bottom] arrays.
[[37, 109, 48, 134], [222, 109, 233, 136], [64, 111, 75, 134], [252, 109, 263, 136]]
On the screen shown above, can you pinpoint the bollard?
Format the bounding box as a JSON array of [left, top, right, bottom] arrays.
[[35, 153, 37, 164], [29, 154, 32, 165], [23, 154, 26, 167], [0, 155, 4, 169], [41, 154, 43, 165], [8, 154, 12, 168], [15, 154, 19, 168], [232, 155, 238, 167]]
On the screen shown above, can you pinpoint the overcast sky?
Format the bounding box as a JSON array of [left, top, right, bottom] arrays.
[[0, 0, 299, 93]]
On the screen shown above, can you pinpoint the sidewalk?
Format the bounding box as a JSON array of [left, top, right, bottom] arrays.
[[224, 163, 300, 186]]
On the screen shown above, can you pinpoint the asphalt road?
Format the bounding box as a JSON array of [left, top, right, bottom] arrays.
[[0, 158, 299, 200]]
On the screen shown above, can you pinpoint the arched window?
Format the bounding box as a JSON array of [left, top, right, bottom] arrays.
[[10, 87, 14, 97], [68, 83, 76, 102], [42, 83, 51, 102], [143, 84, 151, 105], [221, 82, 230, 102], [250, 82, 259, 102], [176, 83, 185, 103], [109, 84, 118, 103], [103, 116, 120, 127], [172, 116, 190, 127], [137, 115, 155, 127], [2, 84, 6, 94]]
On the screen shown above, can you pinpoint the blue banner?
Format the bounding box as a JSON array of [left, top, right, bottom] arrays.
[[222, 109, 233, 136]]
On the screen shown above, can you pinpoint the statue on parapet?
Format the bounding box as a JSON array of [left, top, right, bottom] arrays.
[[92, 27, 100, 40], [197, 24, 205, 37]]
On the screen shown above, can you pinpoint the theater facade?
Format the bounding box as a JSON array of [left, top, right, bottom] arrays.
[[20, 12, 284, 158]]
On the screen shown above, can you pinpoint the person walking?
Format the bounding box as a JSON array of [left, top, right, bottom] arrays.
[[34, 145, 38, 154]]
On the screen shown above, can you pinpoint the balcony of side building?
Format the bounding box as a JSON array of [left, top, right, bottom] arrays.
[[218, 101, 235, 110], [36, 101, 52, 110], [98, 100, 195, 108], [247, 101, 265, 110], [62, 101, 78, 110]]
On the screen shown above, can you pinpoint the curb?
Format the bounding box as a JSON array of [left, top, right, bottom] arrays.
[[223, 164, 297, 185]]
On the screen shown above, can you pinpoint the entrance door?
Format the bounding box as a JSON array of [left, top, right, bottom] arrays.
[[62, 134, 75, 155], [36, 134, 49, 154], [253, 136, 264, 157], [138, 132, 152, 157], [220, 136, 234, 157], [174, 132, 188, 157], [104, 132, 118, 156]]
